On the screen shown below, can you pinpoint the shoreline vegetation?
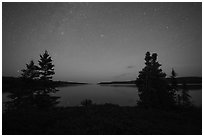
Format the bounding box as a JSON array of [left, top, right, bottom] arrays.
[[3, 104, 201, 135]]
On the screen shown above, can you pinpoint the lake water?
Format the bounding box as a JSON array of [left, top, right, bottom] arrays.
[[2, 84, 202, 108]]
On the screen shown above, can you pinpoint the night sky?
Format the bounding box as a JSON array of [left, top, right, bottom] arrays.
[[2, 2, 202, 83]]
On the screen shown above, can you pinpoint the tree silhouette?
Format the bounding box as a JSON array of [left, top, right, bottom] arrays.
[[181, 82, 191, 107], [38, 50, 55, 81], [136, 52, 174, 108], [169, 68, 178, 104], [21, 60, 39, 81], [5, 87, 59, 111]]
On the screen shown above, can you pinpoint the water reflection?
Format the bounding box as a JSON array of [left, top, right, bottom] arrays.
[[54, 84, 139, 107], [4, 86, 60, 112], [54, 84, 201, 107], [3, 84, 202, 109]]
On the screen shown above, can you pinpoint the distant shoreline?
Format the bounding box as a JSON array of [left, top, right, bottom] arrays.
[[97, 77, 202, 90], [2, 76, 88, 92], [98, 76, 202, 85]]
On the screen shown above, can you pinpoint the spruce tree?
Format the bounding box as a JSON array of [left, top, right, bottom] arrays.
[[38, 50, 55, 81], [21, 60, 39, 81], [136, 52, 174, 108], [170, 68, 178, 104]]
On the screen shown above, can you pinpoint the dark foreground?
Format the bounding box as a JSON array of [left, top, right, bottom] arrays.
[[3, 105, 201, 135]]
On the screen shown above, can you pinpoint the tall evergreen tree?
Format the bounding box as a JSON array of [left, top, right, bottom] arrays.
[[169, 68, 178, 104], [21, 60, 39, 81], [38, 50, 55, 81], [136, 52, 174, 108]]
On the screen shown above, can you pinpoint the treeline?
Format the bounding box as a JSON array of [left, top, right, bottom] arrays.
[[98, 77, 202, 85]]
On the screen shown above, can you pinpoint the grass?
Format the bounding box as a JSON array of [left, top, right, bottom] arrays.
[[3, 104, 202, 135]]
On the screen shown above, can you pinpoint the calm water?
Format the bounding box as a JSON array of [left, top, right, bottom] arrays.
[[2, 84, 202, 107], [55, 84, 139, 106]]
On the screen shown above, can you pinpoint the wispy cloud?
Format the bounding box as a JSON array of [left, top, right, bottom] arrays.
[[127, 65, 135, 69]]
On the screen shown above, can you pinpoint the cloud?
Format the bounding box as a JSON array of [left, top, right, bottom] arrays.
[[127, 65, 135, 69]]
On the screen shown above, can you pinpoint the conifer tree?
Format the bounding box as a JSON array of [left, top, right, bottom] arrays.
[[181, 82, 191, 107], [136, 52, 174, 108], [38, 50, 55, 81], [21, 60, 39, 81], [170, 68, 178, 104]]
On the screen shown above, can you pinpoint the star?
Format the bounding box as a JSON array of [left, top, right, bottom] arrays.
[[100, 34, 105, 38], [69, 10, 73, 14], [61, 31, 64, 35], [153, 8, 158, 12]]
